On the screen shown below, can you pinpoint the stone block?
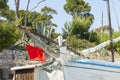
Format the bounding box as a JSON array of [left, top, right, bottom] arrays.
[[7, 59, 13, 63]]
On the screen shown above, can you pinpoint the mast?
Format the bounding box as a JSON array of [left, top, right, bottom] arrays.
[[104, 0, 114, 62]]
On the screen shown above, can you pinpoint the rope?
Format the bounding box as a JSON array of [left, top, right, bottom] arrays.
[[30, 0, 46, 11], [112, 0, 120, 31]]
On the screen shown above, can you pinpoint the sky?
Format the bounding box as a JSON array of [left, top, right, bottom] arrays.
[[8, 0, 120, 33]]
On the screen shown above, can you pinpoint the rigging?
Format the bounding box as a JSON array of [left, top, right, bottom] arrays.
[[112, 0, 120, 31]]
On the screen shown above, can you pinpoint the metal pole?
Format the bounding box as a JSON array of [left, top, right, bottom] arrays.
[[106, 0, 114, 62]]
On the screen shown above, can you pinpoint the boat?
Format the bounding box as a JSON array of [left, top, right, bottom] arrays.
[[11, 0, 120, 80], [10, 35, 120, 80], [63, 59, 120, 80], [58, 35, 120, 80], [11, 45, 120, 80]]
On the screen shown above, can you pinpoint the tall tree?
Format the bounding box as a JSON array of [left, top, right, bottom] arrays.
[[35, 6, 57, 38], [63, 0, 94, 38], [64, 0, 91, 17], [63, 0, 96, 51]]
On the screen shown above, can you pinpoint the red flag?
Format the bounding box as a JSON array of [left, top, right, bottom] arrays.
[[26, 44, 46, 62]]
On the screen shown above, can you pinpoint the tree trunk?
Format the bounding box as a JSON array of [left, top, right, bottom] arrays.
[[14, 0, 19, 20], [24, 0, 30, 26]]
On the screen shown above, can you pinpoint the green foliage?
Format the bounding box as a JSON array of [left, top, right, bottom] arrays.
[[63, 0, 96, 50], [0, 5, 58, 39], [0, 21, 21, 51], [64, 0, 91, 17], [27, 11, 39, 26], [97, 32, 120, 44], [35, 6, 58, 38], [62, 21, 74, 38], [0, 9, 15, 21], [63, 0, 95, 41], [36, 6, 57, 26], [0, 0, 9, 10], [51, 31, 59, 39], [15, 6, 57, 30], [41, 6, 57, 15], [67, 35, 95, 50], [62, 15, 95, 40], [14, 10, 32, 26], [0, 0, 59, 51], [116, 46, 120, 55], [97, 32, 109, 44], [112, 32, 120, 38], [96, 31, 120, 54], [86, 31, 99, 44], [71, 15, 92, 35], [110, 32, 120, 54]]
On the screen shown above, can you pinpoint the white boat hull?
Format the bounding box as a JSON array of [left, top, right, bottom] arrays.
[[63, 60, 120, 80]]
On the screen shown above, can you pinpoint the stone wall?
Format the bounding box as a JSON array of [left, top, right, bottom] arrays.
[[0, 50, 27, 80]]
